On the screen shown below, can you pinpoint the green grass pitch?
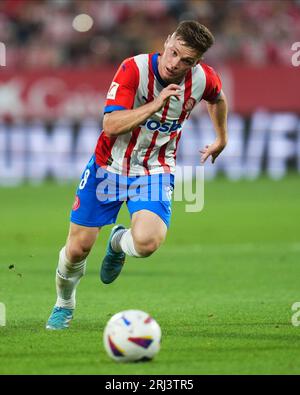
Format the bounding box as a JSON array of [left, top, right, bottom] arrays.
[[0, 175, 300, 374]]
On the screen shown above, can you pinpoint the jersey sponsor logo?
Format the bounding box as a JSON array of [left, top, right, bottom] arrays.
[[72, 195, 80, 211], [184, 97, 196, 112], [141, 119, 182, 133], [107, 82, 119, 100]]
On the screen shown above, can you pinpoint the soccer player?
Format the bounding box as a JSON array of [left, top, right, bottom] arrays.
[[46, 20, 228, 329]]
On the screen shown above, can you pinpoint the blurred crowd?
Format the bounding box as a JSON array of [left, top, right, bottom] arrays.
[[0, 0, 300, 69]]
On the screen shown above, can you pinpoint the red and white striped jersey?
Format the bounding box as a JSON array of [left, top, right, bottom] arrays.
[[95, 52, 222, 176]]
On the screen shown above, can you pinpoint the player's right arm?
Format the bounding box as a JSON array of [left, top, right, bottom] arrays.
[[104, 85, 181, 136], [103, 84, 181, 137], [102, 57, 181, 137]]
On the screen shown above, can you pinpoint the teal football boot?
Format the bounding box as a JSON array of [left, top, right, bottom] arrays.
[[46, 306, 74, 330], [100, 225, 126, 284]]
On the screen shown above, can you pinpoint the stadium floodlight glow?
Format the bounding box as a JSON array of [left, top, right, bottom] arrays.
[[72, 14, 94, 32]]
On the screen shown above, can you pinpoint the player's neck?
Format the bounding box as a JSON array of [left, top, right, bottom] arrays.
[[157, 54, 184, 85]]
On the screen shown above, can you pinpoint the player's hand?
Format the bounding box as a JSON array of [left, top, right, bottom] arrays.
[[200, 139, 227, 164], [153, 84, 181, 111]]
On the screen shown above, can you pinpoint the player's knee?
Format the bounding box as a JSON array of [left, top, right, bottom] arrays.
[[133, 236, 161, 257], [67, 241, 92, 263]]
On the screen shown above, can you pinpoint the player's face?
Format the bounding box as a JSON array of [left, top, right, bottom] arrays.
[[158, 35, 201, 84]]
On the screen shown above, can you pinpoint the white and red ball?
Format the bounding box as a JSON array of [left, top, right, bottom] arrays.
[[103, 310, 161, 362]]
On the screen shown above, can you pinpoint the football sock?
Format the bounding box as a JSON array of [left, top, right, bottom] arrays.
[[55, 246, 86, 309], [110, 228, 127, 253], [116, 228, 143, 258]]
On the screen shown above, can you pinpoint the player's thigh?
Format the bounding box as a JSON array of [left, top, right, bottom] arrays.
[[66, 222, 101, 260], [131, 209, 167, 246]]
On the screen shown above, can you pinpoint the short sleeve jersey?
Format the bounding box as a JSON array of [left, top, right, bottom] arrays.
[[95, 53, 222, 176]]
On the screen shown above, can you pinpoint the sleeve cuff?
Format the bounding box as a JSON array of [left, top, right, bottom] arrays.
[[206, 91, 222, 103], [104, 105, 127, 114]]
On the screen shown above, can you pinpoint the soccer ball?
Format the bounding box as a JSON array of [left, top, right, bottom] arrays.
[[103, 309, 161, 362]]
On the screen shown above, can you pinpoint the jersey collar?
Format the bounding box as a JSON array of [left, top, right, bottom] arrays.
[[152, 53, 169, 87]]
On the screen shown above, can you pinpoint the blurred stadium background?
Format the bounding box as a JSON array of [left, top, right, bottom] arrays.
[[1, 0, 300, 375]]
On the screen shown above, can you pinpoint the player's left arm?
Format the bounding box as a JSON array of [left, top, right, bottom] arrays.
[[200, 90, 228, 164]]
